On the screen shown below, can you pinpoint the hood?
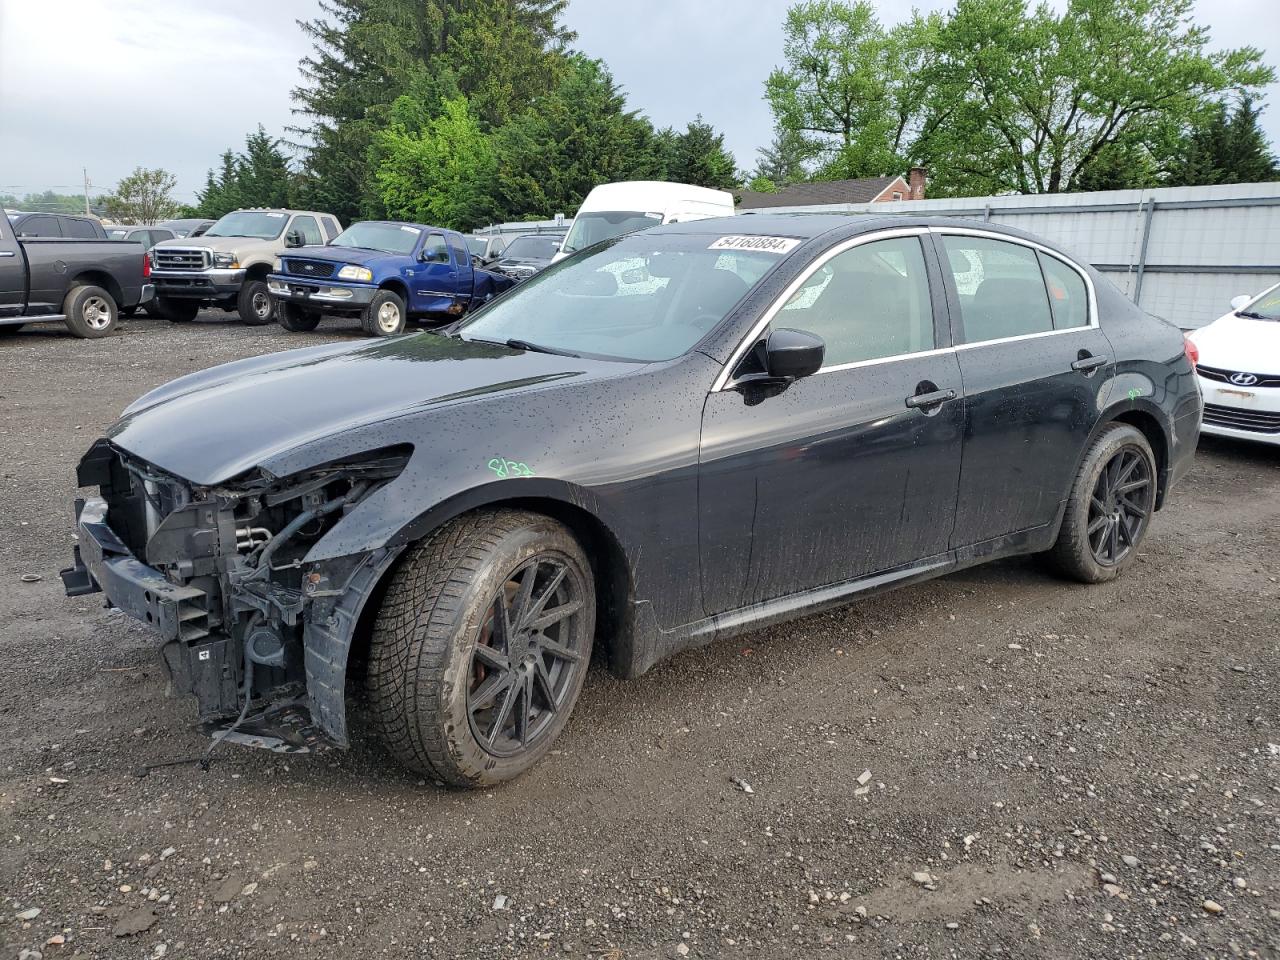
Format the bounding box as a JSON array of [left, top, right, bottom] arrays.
[[1188, 313, 1280, 374], [280, 245, 400, 268], [153, 234, 277, 256], [108, 333, 633, 485], [496, 254, 551, 268]]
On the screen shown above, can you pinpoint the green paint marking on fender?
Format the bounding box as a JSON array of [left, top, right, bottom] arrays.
[[488, 457, 535, 479], [1127, 388, 1141, 401]]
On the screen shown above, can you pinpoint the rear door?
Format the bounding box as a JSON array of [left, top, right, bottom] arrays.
[[699, 229, 964, 612], [936, 229, 1113, 547]]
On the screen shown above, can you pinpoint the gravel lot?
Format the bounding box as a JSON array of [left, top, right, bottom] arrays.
[[2, 313, 1278, 960]]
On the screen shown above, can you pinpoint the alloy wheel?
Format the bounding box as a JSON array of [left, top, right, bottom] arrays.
[[466, 556, 586, 757], [1087, 446, 1153, 565]]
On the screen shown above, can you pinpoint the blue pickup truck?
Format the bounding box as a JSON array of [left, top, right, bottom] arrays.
[[267, 221, 517, 336]]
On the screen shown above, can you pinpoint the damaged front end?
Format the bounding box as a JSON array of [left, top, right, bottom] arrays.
[[60, 439, 410, 753]]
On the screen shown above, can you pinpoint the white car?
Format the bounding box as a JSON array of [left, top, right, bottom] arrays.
[[1186, 283, 1280, 446]]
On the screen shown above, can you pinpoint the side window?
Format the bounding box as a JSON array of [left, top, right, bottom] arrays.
[[322, 217, 340, 241], [770, 236, 935, 367], [1038, 252, 1089, 329], [63, 218, 99, 239], [19, 216, 60, 237], [424, 233, 450, 263], [292, 216, 323, 245], [941, 236, 1053, 343]]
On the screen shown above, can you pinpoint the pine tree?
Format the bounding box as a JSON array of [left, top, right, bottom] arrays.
[[665, 116, 740, 190], [1170, 96, 1279, 186]]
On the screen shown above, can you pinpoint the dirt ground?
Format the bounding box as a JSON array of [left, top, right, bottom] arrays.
[[1, 312, 1278, 960]]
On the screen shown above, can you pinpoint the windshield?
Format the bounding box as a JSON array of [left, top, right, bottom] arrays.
[[333, 221, 422, 256], [465, 236, 493, 255], [561, 211, 662, 254], [105, 228, 132, 239], [205, 211, 289, 240], [458, 233, 785, 362], [503, 236, 562, 259], [1238, 283, 1280, 321]]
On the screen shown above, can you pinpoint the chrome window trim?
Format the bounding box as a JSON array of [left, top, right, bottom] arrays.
[[929, 226, 1099, 337], [711, 227, 931, 392]]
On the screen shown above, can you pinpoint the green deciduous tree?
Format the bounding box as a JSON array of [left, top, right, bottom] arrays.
[[100, 167, 179, 223], [373, 95, 497, 229]]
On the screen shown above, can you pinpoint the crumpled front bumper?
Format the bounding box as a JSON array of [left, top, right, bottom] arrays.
[[60, 496, 210, 641], [267, 274, 377, 308]]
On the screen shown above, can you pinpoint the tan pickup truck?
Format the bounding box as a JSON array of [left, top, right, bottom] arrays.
[[149, 208, 342, 324]]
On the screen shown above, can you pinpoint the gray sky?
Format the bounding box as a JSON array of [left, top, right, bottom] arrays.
[[1, 0, 1278, 204]]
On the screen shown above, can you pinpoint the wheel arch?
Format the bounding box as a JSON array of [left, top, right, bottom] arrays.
[[243, 261, 274, 281], [378, 278, 411, 304], [1091, 400, 1172, 507], [67, 269, 124, 306], [339, 482, 637, 724]]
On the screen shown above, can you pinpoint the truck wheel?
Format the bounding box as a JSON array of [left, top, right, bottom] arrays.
[[366, 510, 595, 787], [62, 285, 118, 339], [158, 297, 199, 323], [238, 279, 275, 325], [277, 301, 322, 332], [361, 290, 406, 337]]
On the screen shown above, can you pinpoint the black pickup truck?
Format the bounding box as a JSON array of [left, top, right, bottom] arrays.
[[0, 214, 152, 338]]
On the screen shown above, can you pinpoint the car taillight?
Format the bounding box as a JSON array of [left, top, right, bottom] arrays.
[[1183, 335, 1198, 367], [142, 252, 151, 279]]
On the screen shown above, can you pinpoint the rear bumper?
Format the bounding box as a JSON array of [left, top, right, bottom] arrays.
[[267, 275, 376, 309], [152, 268, 245, 301], [60, 496, 210, 640]]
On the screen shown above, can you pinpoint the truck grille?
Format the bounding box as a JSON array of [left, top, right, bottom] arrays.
[[283, 258, 336, 279], [155, 248, 211, 271], [1202, 403, 1280, 434]]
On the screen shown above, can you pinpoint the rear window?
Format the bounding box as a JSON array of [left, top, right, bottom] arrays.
[[63, 218, 101, 239], [941, 236, 1053, 344]]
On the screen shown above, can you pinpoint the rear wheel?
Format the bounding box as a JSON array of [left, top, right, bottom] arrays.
[[360, 290, 406, 337], [366, 510, 595, 787], [157, 297, 199, 323], [1046, 423, 1157, 583], [277, 301, 322, 332], [62, 285, 118, 338], [237, 279, 274, 325]]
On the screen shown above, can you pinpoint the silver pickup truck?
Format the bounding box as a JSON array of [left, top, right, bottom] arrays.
[[149, 208, 342, 325], [0, 213, 152, 338]]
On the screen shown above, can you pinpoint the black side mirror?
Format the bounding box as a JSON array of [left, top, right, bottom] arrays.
[[285, 230, 304, 248], [764, 327, 825, 380]]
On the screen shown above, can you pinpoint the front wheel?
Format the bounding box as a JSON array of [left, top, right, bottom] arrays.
[[366, 511, 595, 787], [237, 279, 275, 325], [277, 301, 322, 332], [1046, 423, 1157, 583], [360, 290, 406, 337], [62, 285, 118, 338]]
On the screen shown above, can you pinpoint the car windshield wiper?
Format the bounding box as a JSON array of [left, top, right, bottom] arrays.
[[462, 336, 580, 357], [1236, 311, 1273, 320]]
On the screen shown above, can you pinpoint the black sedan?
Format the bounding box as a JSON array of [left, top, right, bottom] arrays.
[[490, 233, 566, 281], [61, 215, 1201, 786]]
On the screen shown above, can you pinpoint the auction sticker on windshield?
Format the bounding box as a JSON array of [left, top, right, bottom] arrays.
[[709, 236, 802, 254]]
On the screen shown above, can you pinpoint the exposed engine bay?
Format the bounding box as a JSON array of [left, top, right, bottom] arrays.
[[62, 439, 410, 753]]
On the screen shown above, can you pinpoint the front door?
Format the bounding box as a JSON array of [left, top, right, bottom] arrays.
[[936, 231, 1114, 546], [699, 231, 965, 613], [413, 233, 461, 314], [0, 220, 26, 318]]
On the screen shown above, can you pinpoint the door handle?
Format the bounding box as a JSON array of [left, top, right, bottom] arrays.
[[1071, 354, 1108, 373], [0, 251, 15, 258], [905, 388, 957, 409]]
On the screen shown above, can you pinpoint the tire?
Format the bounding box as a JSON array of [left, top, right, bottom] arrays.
[[1045, 423, 1158, 584], [157, 297, 199, 323], [360, 289, 407, 337], [62, 285, 118, 339], [237, 279, 275, 325], [277, 301, 322, 332], [366, 510, 595, 787]]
